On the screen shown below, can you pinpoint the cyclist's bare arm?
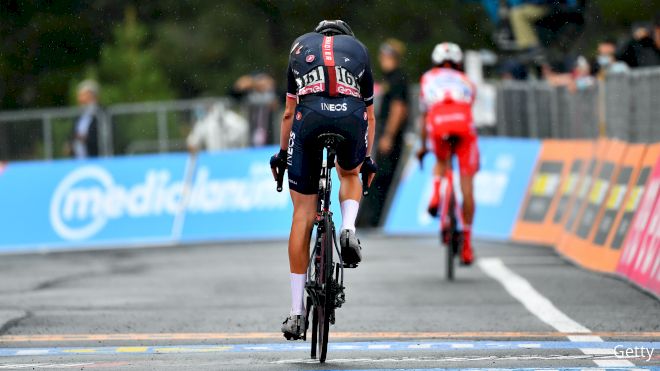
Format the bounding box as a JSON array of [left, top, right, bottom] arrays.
[[366, 105, 375, 156], [419, 111, 428, 151], [279, 96, 297, 152]]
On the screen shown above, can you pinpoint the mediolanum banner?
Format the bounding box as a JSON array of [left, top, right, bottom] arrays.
[[0, 147, 302, 253]]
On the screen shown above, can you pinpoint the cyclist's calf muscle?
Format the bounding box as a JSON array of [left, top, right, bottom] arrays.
[[459, 175, 475, 225], [289, 191, 316, 274]]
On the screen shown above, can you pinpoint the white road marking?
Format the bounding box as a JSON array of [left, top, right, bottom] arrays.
[[270, 353, 598, 364], [450, 343, 474, 348], [478, 258, 635, 367], [567, 335, 603, 342], [15, 349, 50, 355], [367, 344, 391, 349], [478, 258, 590, 333], [0, 364, 93, 369], [517, 343, 542, 348], [408, 343, 433, 349], [580, 348, 616, 355], [593, 359, 642, 367], [333, 345, 360, 350]]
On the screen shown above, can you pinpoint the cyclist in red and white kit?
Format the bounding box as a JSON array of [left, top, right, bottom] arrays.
[[416, 42, 479, 265]]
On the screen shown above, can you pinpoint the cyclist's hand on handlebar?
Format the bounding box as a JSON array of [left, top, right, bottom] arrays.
[[270, 149, 287, 181], [361, 156, 377, 188], [416, 147, 429, 169]]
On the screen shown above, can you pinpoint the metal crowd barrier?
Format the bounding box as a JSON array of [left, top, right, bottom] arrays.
[[2, 67, 660, 161], [0, 97, 234, 161], [496, 66, 660, 143]]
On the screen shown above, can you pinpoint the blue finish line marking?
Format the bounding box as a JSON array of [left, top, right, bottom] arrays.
[[317, 369, 659, 371], [0, 341, 657, 357]]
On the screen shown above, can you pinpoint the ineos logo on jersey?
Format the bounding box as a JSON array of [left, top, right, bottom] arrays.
[[321, 103, 348, 112], [287, 132, 296, 166]]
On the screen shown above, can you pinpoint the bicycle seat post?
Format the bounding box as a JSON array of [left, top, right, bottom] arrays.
[[326, 147, 336, 169], [318, 133, 344, 170]]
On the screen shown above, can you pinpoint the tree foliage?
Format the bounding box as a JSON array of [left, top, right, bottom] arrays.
[[1, 0, 658, 109], [94, 7, 174, 105]]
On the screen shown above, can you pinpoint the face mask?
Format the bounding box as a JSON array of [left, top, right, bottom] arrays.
[[597, 55, 612, 67]]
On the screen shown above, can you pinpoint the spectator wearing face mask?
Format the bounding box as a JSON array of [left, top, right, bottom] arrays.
[[594, 39, 629, 77], [573, 55, 594, 91]]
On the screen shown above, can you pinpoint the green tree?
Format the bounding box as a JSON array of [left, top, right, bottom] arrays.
[[97, 7, 174, 105], [92, 7, 176, 154]]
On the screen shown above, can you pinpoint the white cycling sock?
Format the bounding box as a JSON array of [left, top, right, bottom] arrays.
[[290, 273, 306, 316], [340, 199, 359, 232]]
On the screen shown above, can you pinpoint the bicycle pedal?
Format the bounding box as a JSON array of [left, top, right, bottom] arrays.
[[343, 263, 358, 268]]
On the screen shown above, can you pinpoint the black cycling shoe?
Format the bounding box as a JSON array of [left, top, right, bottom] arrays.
[[340, 229, 361, 268]]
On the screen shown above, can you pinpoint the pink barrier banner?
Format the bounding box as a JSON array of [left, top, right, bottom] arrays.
[[641, 191, 660, 294], [617, 156, 660, 296]]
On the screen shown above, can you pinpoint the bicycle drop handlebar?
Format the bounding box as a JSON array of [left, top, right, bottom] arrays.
[[361, 165, 374, 196], [275, 165, 285, 192], [273, 153, 374, 196]]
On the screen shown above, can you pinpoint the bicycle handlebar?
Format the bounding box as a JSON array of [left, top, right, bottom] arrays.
[[361, 165, 374, 196], [275, 165, 285, 192]]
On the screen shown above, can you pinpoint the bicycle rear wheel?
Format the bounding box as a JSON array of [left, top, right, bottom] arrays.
[[316, 214, 333, 363], [446, 195, 457, 281]]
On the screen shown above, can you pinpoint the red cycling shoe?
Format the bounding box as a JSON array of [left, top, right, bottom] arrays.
[[461, 230, 474, 265]]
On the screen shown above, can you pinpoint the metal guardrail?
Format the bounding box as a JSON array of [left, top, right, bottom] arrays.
[[0, 97, 233, 161], [496, 67, 660, 143]]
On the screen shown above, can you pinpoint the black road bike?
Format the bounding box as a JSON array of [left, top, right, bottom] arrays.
[[275, 133, 372, 363]]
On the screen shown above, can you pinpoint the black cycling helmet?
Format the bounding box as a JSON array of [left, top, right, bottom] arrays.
[[314, 20, 354, 37]]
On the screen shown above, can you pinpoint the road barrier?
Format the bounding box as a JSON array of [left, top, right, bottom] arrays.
[[1, 138, 657, 296], [384, 137, 541, 240], [384, 137, 658, 296], [511, 140, 660, 297], [556, 139, 626, 269], [511, 140, 586, 245], [617, 151, 660, 296], [0, 146, 311, 253]]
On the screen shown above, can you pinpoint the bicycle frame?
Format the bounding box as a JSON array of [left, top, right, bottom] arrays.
[[438, 145, 463, 281], [304, 137, 345, 362], [272, 131, 372, 362]]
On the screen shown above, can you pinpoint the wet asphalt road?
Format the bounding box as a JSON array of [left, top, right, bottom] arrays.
[[0, 235, 658, 370]]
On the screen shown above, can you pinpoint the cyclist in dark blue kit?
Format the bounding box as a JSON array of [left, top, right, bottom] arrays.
[[270, 20, 377, 339]]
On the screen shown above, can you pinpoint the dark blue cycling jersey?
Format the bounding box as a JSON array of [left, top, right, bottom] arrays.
[[286, 32, 374, 106]]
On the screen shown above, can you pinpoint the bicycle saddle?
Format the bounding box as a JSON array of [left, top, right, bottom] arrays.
[[317, 133, 345, 148]]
